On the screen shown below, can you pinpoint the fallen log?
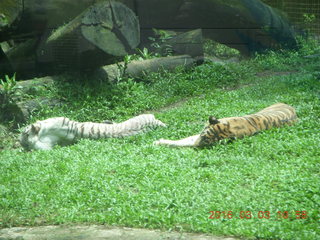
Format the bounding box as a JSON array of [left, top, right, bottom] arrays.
[[94, 54, 197, 83]]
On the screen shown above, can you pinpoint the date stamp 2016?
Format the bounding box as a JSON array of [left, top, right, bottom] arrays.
[[208, 211, 308, 220]]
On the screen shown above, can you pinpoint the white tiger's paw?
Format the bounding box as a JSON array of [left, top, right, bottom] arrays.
[[153, 138, 168, 146]]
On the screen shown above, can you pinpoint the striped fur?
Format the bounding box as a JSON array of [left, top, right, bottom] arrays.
[[154, 103, 297, 147], [20, 114, 166, 150]]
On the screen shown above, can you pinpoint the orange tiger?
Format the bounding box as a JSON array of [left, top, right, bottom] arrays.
[[154, 103, 297, 147]]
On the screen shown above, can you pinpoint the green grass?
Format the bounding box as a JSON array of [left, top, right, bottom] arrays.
[[0, 41, 320, 239]]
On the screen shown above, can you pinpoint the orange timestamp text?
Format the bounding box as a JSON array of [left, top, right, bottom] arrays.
[[208, 210, 308, 220]]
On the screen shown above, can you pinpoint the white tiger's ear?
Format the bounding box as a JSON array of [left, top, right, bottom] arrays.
[[30, 124, 41, 134], [209, 116, 219, 125]]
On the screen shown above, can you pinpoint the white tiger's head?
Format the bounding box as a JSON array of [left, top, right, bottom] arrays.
[[19, 117, 75, 150], [20, 123, 41, 151]]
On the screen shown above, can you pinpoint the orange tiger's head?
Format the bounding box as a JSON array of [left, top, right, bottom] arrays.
[[194, 116, 230, 147]]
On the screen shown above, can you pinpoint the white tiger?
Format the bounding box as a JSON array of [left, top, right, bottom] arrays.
[[20, 114, 166, 150]]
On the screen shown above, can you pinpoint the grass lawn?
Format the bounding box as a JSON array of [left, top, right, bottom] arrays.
[[0, 41, 319, 239]]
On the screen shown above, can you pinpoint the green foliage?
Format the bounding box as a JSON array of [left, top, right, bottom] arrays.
[[115, 55, 133, 83], [296, 36, 320, 56], [116, 47, 164, 83], [0, 74, 21, 120], [0, 13, 9, 27], [149, 28, 174, 57], [135, 47, 155, 60], [1, 41, 320, 239], [303, 13, 316, 24], [0, 74, 17, 100], [204, 39, 241, 59], [251, 36, 320, 72]]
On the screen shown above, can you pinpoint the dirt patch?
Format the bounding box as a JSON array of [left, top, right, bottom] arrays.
[[255, 70, 298, 78], [224, 70, 298, 92], [145, 98, 191, 114], [0, 225, 241, 240], [156, 98, 190, 113]]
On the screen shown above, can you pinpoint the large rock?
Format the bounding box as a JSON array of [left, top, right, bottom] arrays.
[[134, 0, 297, 54]]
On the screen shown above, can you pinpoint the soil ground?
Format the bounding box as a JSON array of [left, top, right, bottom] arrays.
[[0, 225, 241, 240]]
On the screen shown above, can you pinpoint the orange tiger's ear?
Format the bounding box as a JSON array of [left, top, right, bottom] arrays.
[[209, 116, 219, 125], [31, 124, 40, 134]]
